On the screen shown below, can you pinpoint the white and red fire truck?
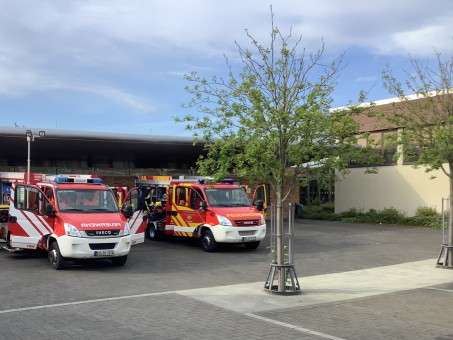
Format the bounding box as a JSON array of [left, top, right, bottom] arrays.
[[5, 174, 145, 269], [126, 176, 268, 252], [0, 172, 31, 241]]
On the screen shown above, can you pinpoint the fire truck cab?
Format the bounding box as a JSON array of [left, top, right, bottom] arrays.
[[6, 174, 142, 269], [160, 179, 267, 252]]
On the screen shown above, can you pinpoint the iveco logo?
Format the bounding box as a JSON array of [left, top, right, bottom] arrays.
[[95, 230, 112, 235], [243, 221, 254, 225]]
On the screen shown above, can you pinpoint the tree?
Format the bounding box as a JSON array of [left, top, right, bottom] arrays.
[[380, 51, 453, 266], [178, 12, 379, 288]]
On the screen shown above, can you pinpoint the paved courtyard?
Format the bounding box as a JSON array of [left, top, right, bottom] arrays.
[[0, 220, 451, 339]]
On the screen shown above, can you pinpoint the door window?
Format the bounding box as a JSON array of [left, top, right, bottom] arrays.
[[15, 185, 46, 215]]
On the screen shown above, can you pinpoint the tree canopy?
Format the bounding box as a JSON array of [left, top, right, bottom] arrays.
[[179, 17, 378, 204], [380, 50, 453, 265]]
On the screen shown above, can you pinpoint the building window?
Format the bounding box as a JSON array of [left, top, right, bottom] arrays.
[[348, 130, 397, 167]]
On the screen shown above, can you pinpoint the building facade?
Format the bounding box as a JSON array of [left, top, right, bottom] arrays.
[[334, 95, 450, 215]]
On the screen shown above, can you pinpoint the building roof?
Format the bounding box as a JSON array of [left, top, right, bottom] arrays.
[[0, 126, 205, 170]]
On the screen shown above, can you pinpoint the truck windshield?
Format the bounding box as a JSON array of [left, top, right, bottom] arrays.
[[204, 187, 251, 207], [56, 189, 119, 213]]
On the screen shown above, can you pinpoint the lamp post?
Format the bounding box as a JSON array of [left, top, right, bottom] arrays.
[[26, 130, 45, 184]]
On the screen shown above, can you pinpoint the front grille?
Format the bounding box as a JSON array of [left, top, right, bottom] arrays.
[[89, 243, 116, 250], [235, 219, 260, 227], [238, 230, 257, 237], [85, 230, 120, 237]]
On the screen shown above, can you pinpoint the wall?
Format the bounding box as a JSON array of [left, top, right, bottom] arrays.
[[101, 175, 136, 190], [335, 164, 449, 215]]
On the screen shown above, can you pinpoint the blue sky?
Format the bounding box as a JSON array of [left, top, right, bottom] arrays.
[[0, 0, 452, 136]]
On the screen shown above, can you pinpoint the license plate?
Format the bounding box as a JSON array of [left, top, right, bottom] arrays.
[[94, 250, 114, 256], [242, 236, 256, 242]]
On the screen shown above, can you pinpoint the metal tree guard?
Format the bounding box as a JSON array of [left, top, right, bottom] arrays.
[[264, 203, 301, 294], [436, 197, 452, 268]]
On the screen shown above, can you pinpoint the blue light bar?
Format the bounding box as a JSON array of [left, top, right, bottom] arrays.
[[53, 176, 102, 184], [220, 179, 234, 184]]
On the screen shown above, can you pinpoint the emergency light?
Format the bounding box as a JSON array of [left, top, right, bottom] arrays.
[[54, 176, 103, 184]]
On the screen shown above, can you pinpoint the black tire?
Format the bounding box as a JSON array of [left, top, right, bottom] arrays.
[[146, 223, 161, 241], [200, 230, 218, 252], [244, 241, 260, 250], [111, 255, 128, 266], [48, 241, 65, 270]]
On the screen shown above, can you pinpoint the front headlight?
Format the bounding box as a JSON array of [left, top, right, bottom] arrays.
[[217, 215, 232, 226], [123, 222, 131, 236], [260, 214, 265, 225], [64, 223, 82, 237]]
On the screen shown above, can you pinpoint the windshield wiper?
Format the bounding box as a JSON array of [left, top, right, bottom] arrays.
[[87, 208, 117, 213], [60, 208, 87, 212]]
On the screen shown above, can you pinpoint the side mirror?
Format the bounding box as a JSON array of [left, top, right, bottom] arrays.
[[122, 204, 133, 219], [200, 200, 208, 211], [255, 199, 264, 211], [45, 203, 56, 217]]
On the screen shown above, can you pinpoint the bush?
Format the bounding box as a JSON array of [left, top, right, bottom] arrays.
[[404, 206, 442, 228], [376, 207, 406, 224], [297, 204, 443, 229], [339, 207, 363, 218], [300, 203, 337, 220]]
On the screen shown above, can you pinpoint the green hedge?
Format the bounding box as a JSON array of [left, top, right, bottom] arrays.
[[299, 204, 443, 228]]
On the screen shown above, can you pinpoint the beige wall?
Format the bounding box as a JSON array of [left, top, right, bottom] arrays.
[[335, 164, 449, 215]]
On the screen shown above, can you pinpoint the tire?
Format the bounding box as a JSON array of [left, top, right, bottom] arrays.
[[146, 223, 161, 241], [111, 255, 128, 266], [48, 241, 65, 270], [200, 230, 218, 252], [244, 241, 260, 250]]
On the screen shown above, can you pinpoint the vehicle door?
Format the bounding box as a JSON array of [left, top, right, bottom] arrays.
[[122, 187, 146, 245], [252, 183, 269, 218], [8, 183, 55, 249], [171, 186, 206, 237]]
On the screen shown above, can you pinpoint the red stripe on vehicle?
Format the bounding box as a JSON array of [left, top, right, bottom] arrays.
[[36, 215, 53, 234], [19, 210, 44, 237]]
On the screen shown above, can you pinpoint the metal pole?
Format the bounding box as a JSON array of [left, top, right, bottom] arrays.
[[288, 203, 293, 265], [442, 198, 446, 245], [27, 135, 32, 184]]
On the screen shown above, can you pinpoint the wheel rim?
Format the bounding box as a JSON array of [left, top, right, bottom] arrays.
[[49, 248, 57, 265], [149, 226, 155, 238], [202, 234, 211, 249]]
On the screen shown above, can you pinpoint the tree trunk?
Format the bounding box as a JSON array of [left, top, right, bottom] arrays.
[[317, 174, 321, 203]]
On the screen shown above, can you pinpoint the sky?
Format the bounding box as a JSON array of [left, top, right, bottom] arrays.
[[0, 0, 452, 137]]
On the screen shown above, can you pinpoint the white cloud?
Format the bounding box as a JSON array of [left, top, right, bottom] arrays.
[[391, 17, 453, 56], [0, 0, 451, 125]]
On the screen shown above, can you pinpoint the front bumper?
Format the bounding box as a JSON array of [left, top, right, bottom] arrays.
[[210, 223, 266, 243], [56, 235, 132, 259]]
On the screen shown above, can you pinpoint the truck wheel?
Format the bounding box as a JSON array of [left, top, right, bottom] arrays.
[[201, 230, 218, 252], [111, 255, 127, 266], [244, 241, 260, 250], [146, 223, 161, 241], [48, 242, 65, 270]]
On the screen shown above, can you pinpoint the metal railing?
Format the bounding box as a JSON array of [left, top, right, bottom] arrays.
[[264, 203, 301, 294]]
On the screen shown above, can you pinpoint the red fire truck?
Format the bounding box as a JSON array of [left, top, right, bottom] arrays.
[[5, 174, 145, 269], [125, 176, 268, 252]]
